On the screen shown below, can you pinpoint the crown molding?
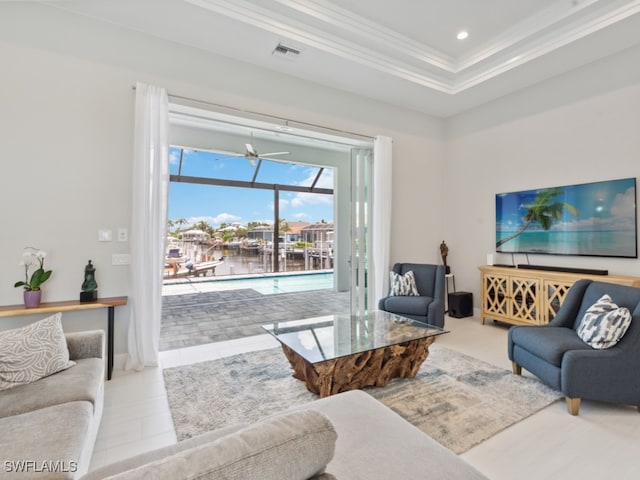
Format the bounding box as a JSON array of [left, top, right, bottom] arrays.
[[185, 0, 453, 92], [454, 0, 640, 92], [273, 0, 457, 72], [456, 0, 598, 71], [185, 0, 640, 96]]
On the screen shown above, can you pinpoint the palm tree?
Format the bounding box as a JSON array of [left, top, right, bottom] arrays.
[[279, 218, 290, 235], [222, 231, 235, 244], [171, 218, 189, 239], [193, 220, 214, 237], [496, 188, 578, 248]]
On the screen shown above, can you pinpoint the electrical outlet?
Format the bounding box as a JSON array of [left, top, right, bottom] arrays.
[[118, 228, 128, 242], [112, 254, 131, 265]]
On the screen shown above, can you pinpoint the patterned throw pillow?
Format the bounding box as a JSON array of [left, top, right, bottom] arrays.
[[0, 312, 75, 391], [577, 294, 632, 349], [389, 270, 419, 296]]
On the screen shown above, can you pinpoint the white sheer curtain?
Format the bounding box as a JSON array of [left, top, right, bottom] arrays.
[[372, 135, 393, 306], [126, 82, 169, 371]]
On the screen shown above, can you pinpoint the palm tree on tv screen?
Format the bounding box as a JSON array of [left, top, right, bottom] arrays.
[[496, 188, 578, 248]]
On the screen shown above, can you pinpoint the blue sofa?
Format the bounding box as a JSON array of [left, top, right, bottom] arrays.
[[378, 263, 445, 328], [508, 279, 640, 415]]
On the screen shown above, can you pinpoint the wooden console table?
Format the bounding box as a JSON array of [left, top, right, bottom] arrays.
[[0, 296, 128, 380], [479, 265, 640, 326]]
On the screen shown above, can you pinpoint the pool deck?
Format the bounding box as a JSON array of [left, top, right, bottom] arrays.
[[161, 273, 350, 351]]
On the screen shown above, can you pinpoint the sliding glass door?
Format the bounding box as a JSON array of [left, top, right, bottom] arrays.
[[350, 148, 373, 315]]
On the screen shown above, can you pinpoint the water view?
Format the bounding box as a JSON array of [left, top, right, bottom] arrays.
[[166, 146, 337, 282]]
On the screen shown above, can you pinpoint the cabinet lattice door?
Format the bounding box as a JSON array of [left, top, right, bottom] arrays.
[[510, 277, 540, 324], [544, 280, 574, 322], [483, 274, 508, 318]]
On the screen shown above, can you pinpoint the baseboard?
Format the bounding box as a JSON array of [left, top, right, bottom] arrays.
[[112, 353, 128, 373]]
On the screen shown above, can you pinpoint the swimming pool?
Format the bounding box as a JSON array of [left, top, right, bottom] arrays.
[[164, 272, 335, 295]]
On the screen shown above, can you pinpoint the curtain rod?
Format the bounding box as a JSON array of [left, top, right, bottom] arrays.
[[132, 85, 375, 141]]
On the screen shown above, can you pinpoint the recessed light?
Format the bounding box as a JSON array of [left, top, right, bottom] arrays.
[[457, 31, 469, 40]]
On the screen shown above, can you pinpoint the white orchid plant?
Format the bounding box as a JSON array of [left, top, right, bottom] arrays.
[[14, 247, 52, 291]]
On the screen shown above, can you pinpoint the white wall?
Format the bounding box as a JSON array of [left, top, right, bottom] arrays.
[[445, 43, 640, 305], [7, 4, 637, 350], [0, 4, 446, 355]]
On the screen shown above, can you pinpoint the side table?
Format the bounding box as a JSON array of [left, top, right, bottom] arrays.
[[445, 273, 456, 312]]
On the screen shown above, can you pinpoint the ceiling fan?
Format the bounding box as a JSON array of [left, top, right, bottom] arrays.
[[223, 132, 290, 166]]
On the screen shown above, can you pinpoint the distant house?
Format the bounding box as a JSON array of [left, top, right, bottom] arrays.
[[247, 225, 273, 241], [285, 221, 311, 243], [181, 229, 210, 243], [301, 222, 334, 245], [248, 221, 311, 243]]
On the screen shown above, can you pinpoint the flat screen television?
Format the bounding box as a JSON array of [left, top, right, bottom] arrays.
[[496, 177, 637, 258]]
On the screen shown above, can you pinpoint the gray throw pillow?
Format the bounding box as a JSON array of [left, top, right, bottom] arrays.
[[0, 312, 75, 391], [577, 294, 632, 349], [102, 409, 338, 480]]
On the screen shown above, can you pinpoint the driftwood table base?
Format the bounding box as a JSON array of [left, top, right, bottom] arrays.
[[280, 336, 436, 397]]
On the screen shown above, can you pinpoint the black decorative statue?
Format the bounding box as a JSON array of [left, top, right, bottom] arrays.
[[80, 260, 98, 302], [440, 241, 451, 274]]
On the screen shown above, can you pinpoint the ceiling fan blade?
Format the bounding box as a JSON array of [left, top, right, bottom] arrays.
[[216, 154, 244, 161], [259, 151, 290, 157]]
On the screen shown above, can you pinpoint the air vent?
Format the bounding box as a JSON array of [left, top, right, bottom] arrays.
[[273, 42, 301, 59]]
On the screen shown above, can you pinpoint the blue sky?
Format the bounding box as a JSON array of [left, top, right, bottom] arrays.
[[168, 147, 334, 228]]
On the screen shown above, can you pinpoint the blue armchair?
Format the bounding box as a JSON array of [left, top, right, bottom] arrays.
[[378, 263, 445, 328], [508, 279, 640, 415]]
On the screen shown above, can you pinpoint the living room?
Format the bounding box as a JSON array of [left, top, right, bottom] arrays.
[[2, 2, 640, 479]]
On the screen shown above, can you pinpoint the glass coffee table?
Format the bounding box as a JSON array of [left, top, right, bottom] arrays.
[[262, 310, 448, 397]]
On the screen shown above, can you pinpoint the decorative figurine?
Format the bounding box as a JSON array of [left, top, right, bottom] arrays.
[[80, 260, 98, 302], [440, 241, 450, 274]]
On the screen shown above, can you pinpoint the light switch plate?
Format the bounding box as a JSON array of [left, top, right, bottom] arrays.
[[98, 230, 112, 242], [112, 253, 131, 265]]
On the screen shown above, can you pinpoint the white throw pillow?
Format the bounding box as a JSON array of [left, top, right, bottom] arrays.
[[577, 294, 632, 349], [389, 270, 419, 296], [0, 312, 75, 391]]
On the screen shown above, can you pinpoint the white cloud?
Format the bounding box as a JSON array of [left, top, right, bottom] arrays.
[[181, 213, 242, 228], [169, 149, 181, 165], [169, 148, 194, 166], [546, 187, 637, 232], [211, 213, 242, 226], [290, 168, 334, 208], [610, 187, 636, 218], [291, 193, 333, 208]]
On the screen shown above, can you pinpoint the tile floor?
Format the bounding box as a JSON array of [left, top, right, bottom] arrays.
[[91, 315, 640, 479]]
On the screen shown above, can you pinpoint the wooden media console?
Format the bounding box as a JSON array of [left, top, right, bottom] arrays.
[[478, 265, 640, 326]]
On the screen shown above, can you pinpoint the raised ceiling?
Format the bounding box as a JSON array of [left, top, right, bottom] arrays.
[[47, 0, 640, 117]]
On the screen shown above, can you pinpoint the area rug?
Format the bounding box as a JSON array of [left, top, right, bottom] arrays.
[[162, 344, 561, 454]]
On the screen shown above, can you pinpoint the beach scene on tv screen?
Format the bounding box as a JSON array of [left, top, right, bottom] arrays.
[[496, 177, 637, 258]]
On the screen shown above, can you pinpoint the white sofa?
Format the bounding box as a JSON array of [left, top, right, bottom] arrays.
[[0, 330, 105, 479], [82, 389, 488, 480]]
